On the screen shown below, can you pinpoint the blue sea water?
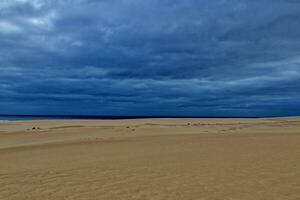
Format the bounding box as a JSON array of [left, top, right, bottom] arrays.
[[0, 115, 177, 121], [0, 115, 108, 121], [0, 115, 263, 122], [0, 115, 68, 122]]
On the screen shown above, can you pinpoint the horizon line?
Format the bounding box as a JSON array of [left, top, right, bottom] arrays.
[[1, 114, 299, 119]]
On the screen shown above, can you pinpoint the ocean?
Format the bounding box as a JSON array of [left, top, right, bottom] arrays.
[[0, 115, 264, 122], [0, 115, 152, 121], [0, 115, 70, 122]]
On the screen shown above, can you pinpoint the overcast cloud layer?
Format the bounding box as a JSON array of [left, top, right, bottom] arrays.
[[0, 0, 300, 116]]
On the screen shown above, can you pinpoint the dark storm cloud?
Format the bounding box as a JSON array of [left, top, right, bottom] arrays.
[[0, 0, 300, 116]]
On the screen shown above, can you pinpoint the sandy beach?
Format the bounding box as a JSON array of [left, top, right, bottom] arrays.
[[0, 117, 300, 200]]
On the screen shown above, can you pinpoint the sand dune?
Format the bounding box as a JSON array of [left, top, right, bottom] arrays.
[[1, 117, 300, 200]]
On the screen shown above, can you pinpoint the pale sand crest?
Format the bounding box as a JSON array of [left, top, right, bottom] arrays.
[[0, 117, 300, 200]]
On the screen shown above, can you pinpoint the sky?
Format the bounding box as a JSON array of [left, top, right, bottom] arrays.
[[0, 0, 300, 116]]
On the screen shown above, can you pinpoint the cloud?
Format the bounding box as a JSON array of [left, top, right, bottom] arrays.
[[0, 0, 300, 116], [0, 21, 22, 33]]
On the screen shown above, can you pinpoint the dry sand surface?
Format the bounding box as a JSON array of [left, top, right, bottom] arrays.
[[0, 117, 300, 200]]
